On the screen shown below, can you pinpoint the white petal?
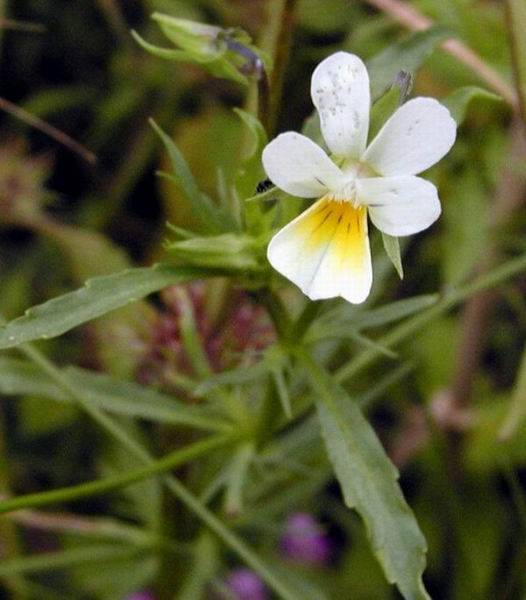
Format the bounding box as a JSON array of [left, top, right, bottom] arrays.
[[262, 132, 345, 198], [311, 52, 370, 158], [363, 98, 457, 176], [357, 176, 441, 236], [267, 197, 372, 304]]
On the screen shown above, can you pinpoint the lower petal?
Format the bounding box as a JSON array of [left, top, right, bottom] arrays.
[[267, 198, 372, 304]]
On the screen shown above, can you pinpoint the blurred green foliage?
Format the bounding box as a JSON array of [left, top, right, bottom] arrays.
[[0, 1, 525, 599]]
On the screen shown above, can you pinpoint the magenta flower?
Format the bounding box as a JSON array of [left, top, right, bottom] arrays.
[[280, 512, 332, 565], [223, 568, 268, 600], [124, 593, 154, 600]]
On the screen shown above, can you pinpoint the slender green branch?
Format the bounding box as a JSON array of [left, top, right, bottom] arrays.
[[260, 0, 298, 133], [163, 477, 299, 600], [0, 323, 298, 599], [336, 251, 526, 383], [290, 300, 322, 341], [0, 435, 231, 515], [505, 0, 526, 122]]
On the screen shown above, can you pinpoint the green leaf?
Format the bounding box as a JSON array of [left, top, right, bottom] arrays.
[[0, 357, 230, 432], [353, 295, 438, 330], [442, 86, 503, 125], [369, 72, 413, 142], [234, 108, 269, 234], [234, 108, 267, 162], [369, 86, 401, 142], [308, 295, 438, 344], [0, 264, 213, 350], [178, 533, 219, 600], [223, 442, 255, 516], [302, 354, 430, 600], [301, 110, 326, 149], [195, 360, 271, 396], [499, 342, 526, 440], [35, 220, 155, 377], [367, 26, 451, 99], [0, 544, 145, 576], [150, 119, 236, 233], [382, 232, 404, 279]]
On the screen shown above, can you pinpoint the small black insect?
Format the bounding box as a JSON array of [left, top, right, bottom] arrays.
[[256, 178, 273, 194]]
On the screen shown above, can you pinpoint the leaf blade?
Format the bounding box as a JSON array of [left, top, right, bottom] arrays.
[[301, 354, 430, 600], [0, 264, 213, 349], [0, 357, 231, 432]]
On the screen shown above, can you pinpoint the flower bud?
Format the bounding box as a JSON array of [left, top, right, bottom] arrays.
[[166, 233, 262, 272], [134, 13, 270, 85], [152, 13, 223, 58]]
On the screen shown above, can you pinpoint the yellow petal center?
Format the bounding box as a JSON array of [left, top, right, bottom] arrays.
[[297, 197, 367, 269]]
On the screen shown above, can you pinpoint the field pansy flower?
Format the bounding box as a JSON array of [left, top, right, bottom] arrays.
[[263, 52, 456, 304]]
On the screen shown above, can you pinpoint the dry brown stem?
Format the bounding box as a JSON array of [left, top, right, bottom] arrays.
[[362, 0, 519, 110]]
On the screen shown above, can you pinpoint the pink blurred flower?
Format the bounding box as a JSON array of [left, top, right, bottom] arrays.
[[124, 592, 154, 600], [280, 512, 332, 565], [223, 568, 268, 600]]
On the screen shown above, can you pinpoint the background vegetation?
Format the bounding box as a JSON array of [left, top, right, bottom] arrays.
[[0, 0, 525, 599]]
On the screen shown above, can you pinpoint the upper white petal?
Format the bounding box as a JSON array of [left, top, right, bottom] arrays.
[[363, 98, 457, 176], [357, 175, 441, 237], [311, 51, 370, 159], [262, 132, 345, 198]]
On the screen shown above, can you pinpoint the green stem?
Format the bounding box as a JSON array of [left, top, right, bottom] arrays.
[[163, 477, 299, 600], [260, 0, 298, 134], [0, 408, 27, 600], [259, 289, 292, 339], [3, 326, 298, 599], [18, 343, 150, 460], [290, 300, 322, 341], [0, 435, 231, 515], [505, 0, 526, 123]]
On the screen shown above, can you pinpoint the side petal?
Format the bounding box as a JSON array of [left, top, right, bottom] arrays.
[[363, 98, 457, 176], [311, 52, 370, 159], [357, 176, 441, 237], [262, 132, 345, 198], [267, 198, 372, 304]]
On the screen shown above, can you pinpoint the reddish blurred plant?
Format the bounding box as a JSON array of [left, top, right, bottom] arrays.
[[138, 282, 275, 388], [0, 139, 51, 226]]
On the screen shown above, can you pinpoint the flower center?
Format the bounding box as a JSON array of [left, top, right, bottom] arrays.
[[328, 159, 376, 206]]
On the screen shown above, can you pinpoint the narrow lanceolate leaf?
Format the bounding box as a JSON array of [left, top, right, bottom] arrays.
[[0, 358, 231, 432], [367, 26, 451, 99], [0, 264, 214, 350], [150, 119, 237, 233], [382, 232, 404, 279], [443, 86, 502, 125], [301, 354, 430, 600]]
